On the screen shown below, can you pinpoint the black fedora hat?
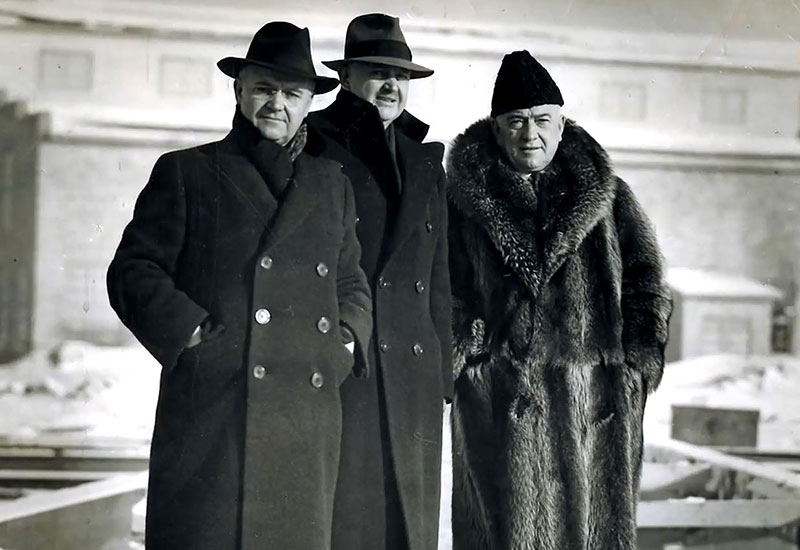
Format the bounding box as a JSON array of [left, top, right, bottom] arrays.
[[322, 14, 433, 79], [218, 21, 339, 94]]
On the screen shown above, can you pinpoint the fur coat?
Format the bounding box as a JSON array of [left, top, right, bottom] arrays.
[[446, 118, 672, 550]]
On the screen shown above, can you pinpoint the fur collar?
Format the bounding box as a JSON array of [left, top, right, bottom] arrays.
[[447, 118, 617, 295]]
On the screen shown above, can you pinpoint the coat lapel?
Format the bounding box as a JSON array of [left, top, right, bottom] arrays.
[[215, 135, 279, 227], [387, 133, 438, 254], [537, 126, 617, 286], [260, 153, 321, 251]]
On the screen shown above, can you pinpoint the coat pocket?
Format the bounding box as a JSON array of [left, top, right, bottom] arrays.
[[328, 342, 356, 386]]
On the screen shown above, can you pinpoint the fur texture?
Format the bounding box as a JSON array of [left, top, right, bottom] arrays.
[[447, 118, 672, 550]]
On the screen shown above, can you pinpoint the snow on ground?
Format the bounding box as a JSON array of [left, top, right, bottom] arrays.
[[644, 353, 800, 449], [2, 346, 798, 549], [0, 341, 160, 441]]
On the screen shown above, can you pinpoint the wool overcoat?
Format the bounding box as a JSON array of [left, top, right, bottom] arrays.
[[308, 90, 453, 550], [446, 118, 672, 550], [106, 122, 372, 550]]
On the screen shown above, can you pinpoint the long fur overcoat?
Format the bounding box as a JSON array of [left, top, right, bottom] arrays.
[[446, 118, 672, 550]]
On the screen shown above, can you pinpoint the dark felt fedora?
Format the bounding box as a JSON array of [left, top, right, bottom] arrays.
[[218, 21, 339, 94], [322, 13, 433, 79]]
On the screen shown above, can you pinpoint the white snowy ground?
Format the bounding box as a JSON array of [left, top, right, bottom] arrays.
[[1, 345, 798, 549], [0, 341, 160, 440], [644, 353, 800, 450]]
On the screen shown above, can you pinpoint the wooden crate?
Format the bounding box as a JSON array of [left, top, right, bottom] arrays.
[[672, 405, 760, 447]]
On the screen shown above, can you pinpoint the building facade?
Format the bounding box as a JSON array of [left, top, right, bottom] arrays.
[[0, 0, 798, 352]]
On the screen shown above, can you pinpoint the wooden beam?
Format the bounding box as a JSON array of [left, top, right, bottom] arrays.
[[0, 469, 130, 489], [638, 527, 799, 550], [646, 437, 800, 494], [0, 471, 148, 550], [639, 462, 712, 501], [637, 499, 800, 529]]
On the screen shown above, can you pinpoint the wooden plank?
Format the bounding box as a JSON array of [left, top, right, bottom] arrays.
[[0, 433, 151, 450], [0, 453, 148, 472], [638, 527, 800, 550], [637, 499, 800, 529], [0, 469, 122, 481], [0, 469, 128, 489], [747, 478, 799, 499], [713, 447, 800, 461], [639, 462, 712, 501], [646, 437, 800, 494], [0, 471, 148, 550]]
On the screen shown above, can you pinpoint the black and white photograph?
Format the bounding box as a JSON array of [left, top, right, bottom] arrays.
[[0, 1, 799, 549]]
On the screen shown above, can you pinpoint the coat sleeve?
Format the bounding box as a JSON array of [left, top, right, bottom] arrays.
[[429, 167, 454, 402], [614, 177, 673, 393], [337, 172, 373, 379], [107, 152, 209, 370], [447, 205, 488, 381]]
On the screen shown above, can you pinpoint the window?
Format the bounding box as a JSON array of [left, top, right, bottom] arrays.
[[38, 49, 94, 91], [598, 81, 647, 121], [701, 87, 747, 124], [159, 56, 212, 97]]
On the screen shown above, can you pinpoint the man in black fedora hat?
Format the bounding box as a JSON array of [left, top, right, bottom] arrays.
[[107, 21, 372, 550], [307, 13, 452, 550]]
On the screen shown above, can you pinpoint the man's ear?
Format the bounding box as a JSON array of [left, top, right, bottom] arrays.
[[234, 78, 242, 105], [490, 117, 501, 142], [557, 114, 565, 140], [338, 66, 350, 91]]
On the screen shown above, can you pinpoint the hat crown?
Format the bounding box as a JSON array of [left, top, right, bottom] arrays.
[[343, 13, 412, 62], [346, 13, 406, 43], [217, 20, 339, 94], [321, 13, 433, 79], [491, 50, 564, 118], [245, 22, 314, 77]]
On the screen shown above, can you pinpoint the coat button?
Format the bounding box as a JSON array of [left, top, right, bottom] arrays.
[[255, 308, 271, 325], [253, 365, 266, 379], [355, 216, 360, 224], [260, 255, 273, 270], [378, 276, 391, 289], [316, 262, 329, 277], [425, 221, 433, 233], [379, 340, 390, 353], [415, 280, 425, 293], [317, 316, 332, 334], [310, 372, 324, 388], [412, 343, 424, 356]]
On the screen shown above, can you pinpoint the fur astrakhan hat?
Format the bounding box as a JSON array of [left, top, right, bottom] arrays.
[[491, 50, 563, 117]]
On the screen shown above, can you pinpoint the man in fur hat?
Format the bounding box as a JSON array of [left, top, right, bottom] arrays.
[[446, 50, 672, 550], [307, 13, 452, 550], [107, 22, 372, 550]]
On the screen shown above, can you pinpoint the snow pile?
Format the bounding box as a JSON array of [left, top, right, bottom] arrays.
[[644, 354, 800, 449], [0, 341, 161, 440]]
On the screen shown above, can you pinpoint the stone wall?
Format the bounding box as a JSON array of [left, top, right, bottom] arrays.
[[0, 2, 798, 348]]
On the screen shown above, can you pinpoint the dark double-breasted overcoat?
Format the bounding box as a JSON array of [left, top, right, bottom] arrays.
[[107, 119, 372, 550], [308, 90, 453, 550]]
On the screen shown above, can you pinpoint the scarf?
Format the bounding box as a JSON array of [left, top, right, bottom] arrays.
[[231, 108, 308, 199]]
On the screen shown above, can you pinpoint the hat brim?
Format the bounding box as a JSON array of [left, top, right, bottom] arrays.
[[322, 57, 433, 79], [217, 57, 340, 94]]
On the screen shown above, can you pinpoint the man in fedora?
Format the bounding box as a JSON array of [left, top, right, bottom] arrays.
[[107, 21, 372, 550], [307, 13, 452, 550]]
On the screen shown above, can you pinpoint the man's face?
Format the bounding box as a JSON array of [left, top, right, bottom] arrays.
[[342, 61, 410, 128], [235, 65, 314, 145], [492, 105, 564, 173]]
